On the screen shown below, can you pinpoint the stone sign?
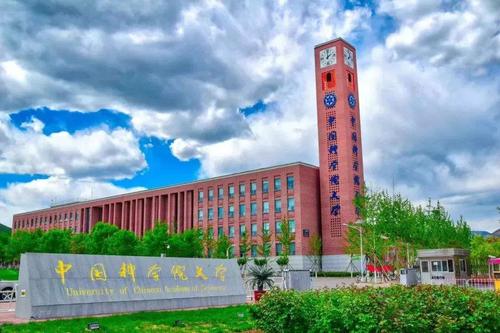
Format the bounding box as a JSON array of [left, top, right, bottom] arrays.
[[16, 253, 246, 319]]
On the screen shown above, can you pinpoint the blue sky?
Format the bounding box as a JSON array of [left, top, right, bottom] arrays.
[[0, 0, 498, 231]]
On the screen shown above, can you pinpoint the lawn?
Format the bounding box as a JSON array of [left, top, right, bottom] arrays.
[[1, 305, 256, 333], [0, 268, 18, 281]]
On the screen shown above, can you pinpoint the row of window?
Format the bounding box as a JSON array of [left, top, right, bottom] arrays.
[[421, 259, 467, 273], [198, 198, 295, 220], [222, 242, 297, 257], [15, 212, 80, 229], [206, 220, 296, 239], [198, 176, 295, 202]]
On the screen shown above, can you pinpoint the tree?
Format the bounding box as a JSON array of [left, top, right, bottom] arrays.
[[39, 229, 72, 254], [308, 235, 322, 277], [104, 230, 139, 255], [347, 189, 473, 269], [137, 222, 170, 256], [470, 236, 500, 275], [202, 229, 215, 258], [70, 233, 89, 254], [214, 235, 232, 259], [277, 218, 295, 271], [6, 229, 43, 262], [167, 229, 203, 258], [85, 222, 119, 254], [238, 232, 251, 274]]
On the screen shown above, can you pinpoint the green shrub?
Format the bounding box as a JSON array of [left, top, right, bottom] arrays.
[[250, 285, 500, 333]]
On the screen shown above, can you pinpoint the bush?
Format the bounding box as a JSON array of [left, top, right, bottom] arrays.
[[251, 285, 500, 332]]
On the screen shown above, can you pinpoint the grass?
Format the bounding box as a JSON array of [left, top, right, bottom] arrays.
[[0, 268, 18, 281], [0, 305, 256, 333]]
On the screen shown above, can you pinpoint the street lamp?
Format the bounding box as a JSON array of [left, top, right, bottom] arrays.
[[343, 219, 364, 280]]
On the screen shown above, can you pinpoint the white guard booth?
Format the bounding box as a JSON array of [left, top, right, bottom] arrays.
[[417, 248, 470, 285]]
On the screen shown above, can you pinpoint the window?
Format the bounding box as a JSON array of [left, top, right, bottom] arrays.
[[69, 212, 73, 220], [302, 229, 310, 237], [431, 261, 442, 272], [229, 226, 235, 238], [251, 245, 258, 257], [263, 222, 270, 234], [198, 190, 204, 202], [229, 205, 235, 218], [208, 188, 214, 201], [262, 179, 269, 193], [197, 209, 203, 221], [274, 177, 281, 191], [275, 199, 282, 213], [218, 226, 224, 236], [208, 208, 214, 220], [289, 219, 296, 233], [263, 201, 270, 214], [276, 243, 282, 256], [64, 213, 68, 221], [228, 185, 235, 198], [460, 259, 466, 272], [287, 197, 295, 212], [441, 260, 448, 272], [76, 212, 80, 221], [239, 204, 246, 217], [250, 181, 257, 195], [275, 220, 282, 234], [240, 224, 246, 237], [218, 207, 224, 219], [239, 183, 246, 197], [251, 223, 257, 237], [418, 261, 429, 272], [250, 202, 257, 216], [218, 187, 224, 200], [287, 175, 294, 190], [208, 227, 214, 238], [448, 259, 454, 272], [290, 242, 296, 255]]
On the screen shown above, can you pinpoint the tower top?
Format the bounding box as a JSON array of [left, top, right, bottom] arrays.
[[314, 37, 355, 50]]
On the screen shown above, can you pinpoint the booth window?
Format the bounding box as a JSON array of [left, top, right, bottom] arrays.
[[448, 259, 454, 272], [421, 261, 429, 272]]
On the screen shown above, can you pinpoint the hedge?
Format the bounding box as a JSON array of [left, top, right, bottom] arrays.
[[250, 285, 500, 333]]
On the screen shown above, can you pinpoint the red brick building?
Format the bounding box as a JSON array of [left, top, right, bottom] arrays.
[[12, 38, 363, 270]]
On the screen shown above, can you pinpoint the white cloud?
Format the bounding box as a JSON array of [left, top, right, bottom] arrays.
[[0, 177, 145, 227], [0, 115, 146, 179]]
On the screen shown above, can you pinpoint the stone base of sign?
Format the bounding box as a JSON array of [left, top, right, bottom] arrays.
[[26, 295, 245, 319]]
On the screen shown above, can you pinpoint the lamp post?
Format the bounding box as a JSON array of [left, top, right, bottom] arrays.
[[343, 219, 364, 281]]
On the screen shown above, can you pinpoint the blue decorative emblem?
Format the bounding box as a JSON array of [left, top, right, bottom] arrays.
[[324, 93, 337, 108], [354, 175, 360, 185], [330, 191, 340, 200], [331, 204, 341, 216], [328, 131, 337, 141], [329, 160, 338, 170], [352, 145, 358, 155], [353, 161, 358, 171], [348, 94, 356, 108], [327, 116, 336, 127], [351, 115, 356, 127], [351, 132, 357, 142], [330, 175, 339, 185], [328, 144, 338, 154]]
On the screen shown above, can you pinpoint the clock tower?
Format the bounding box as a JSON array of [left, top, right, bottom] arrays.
[[314, 38, 364, 265]]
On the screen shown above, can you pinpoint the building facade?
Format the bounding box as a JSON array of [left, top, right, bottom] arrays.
[[12, 38, 364, 270]]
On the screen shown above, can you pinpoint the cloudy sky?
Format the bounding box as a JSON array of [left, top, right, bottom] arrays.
[[0, 0, 499, 231]]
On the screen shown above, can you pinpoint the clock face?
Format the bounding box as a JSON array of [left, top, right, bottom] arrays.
[[344, 47, 354, 68], [324, 92, 337, 108], [320, 47, 336, 68], [348, 94, 356, 108]]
